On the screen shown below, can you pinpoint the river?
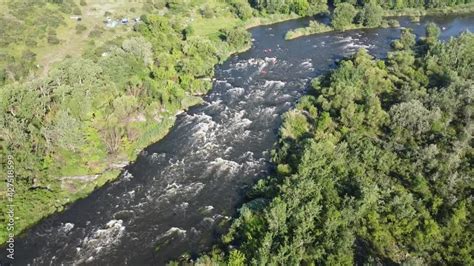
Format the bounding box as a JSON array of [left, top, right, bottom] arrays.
[[3, 14, 474, 266]]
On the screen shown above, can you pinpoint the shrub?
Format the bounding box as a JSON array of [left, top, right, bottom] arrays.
[[332, 3, 357, 30], [48, 35, 60, 44], [88, 27, 104, 38], [73, 7, 82, 15], [285, 20, 332, 40], [358, 2, 384, 27], [220, 27, 251, 50], [388, 19, 400, 28], [76, 24, 87, 34], [200, 5, 215, 18], [229, 0, 253, 20]]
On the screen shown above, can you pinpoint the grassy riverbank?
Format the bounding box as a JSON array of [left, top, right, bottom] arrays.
[[0, 1, 304, 245], [1, 0, 472, 252]]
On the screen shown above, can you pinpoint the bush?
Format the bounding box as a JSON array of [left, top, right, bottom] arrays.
[[285, 20, 332, 40], [410, 16, 421, 22], [47, 35, 60, 44], [21, 50, 36, 62], [220, 27, 251, 50], [25, 38, 38, 47], [331, 3, 357, 30], [290, 0, 311, 16], [358, 2, 384, 27], [200, 5, 215, 18], [75, 24, 87, 34], [73, 7, 82, 15], [388, 19, 400, 28], [88, 27, 104, 38], [229, 0, 253, 20]]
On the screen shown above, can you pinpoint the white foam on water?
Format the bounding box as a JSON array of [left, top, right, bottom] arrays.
[[242, 157, 266, 171], [235, 58, 265, 70], [224, 147, 233, 155], [226, 87, 245, 96], [75, 220, 126, 264], [203, 205, 214, 211], [300, 59, 313, 69], [343, 42, 373, 50], [178, 202, 189, 210], [335, 36, 354, 44], [163, 182, 205, 198], [264, 57, 277, 64], [263, 80, 286, 88], [262, 106, 277, 116], [164, 227, 186, 237], [150, 153, 166, 163], [61, 223, 74, 233], [155, 227, 187, 244], [239, 151, 255, 161], [215, 79, 231, 85], [208, 158, 241, 176], [122, 170, 134, 181], [202, 217, 215, 224], [257, 61, 269, 73], [207, 99, 223, 108], [228, 110, 252, 128]]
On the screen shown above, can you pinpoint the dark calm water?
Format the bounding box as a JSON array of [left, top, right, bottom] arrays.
[[2, 14, 473, 266]]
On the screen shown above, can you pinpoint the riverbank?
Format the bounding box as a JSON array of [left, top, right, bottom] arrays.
[[200, 29, 474, 265], [285, 3, 474, 40], [5, 11, 474, 264], [0, 9, 302, 246]]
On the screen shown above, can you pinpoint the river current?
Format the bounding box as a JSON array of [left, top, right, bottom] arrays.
[[3, 14, 474, 265]]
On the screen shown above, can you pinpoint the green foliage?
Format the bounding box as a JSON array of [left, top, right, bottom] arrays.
[[285, 20, 332, 39], [204, 30, 474, 265], [75, 24, 87, 34], [0, 0, 78, 82], [330, 0, 473, 31], [88, 26, 104, 38], [358, 2, 384, 27], [332, 3, 357, 30], [219, 27, 252, 50], [228, 0, 254, 20], [1, 0, 473, 255], [280, 110, 310, 140], [392, 28, 416, 50], [0, 1, 261, 244], [425, 22, 441, 46], [249, 0, 328, 15]]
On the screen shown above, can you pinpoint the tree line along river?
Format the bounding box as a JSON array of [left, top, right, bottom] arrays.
[[2, 14, 474, 266]]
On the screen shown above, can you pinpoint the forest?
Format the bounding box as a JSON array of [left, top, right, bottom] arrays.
[[0, 0, 472, 261], [193, 26, 473, 265]]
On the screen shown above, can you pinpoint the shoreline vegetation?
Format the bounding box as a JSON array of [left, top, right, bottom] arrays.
[[0, 0, 312, 244], [285, 3, 474, 40], [192, 26, 474, 265], [0, 0, 472, 256]]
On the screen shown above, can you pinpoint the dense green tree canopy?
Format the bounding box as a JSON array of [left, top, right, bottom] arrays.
[[1, 0, 473, 254], [197, 28, 474, 266], [332, 3, 357, 30]]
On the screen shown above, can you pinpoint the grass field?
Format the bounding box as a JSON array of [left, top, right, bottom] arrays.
[[38, 0, 145, 75]]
